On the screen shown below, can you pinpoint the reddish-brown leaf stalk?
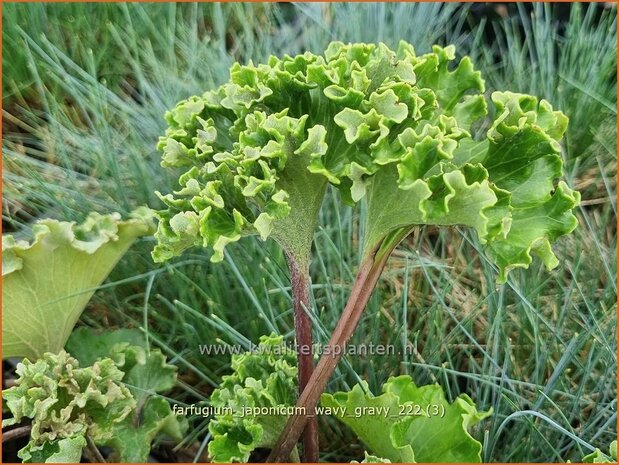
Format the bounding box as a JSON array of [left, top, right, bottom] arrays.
[[287, 254, 319, 462], [269, 230, 408, 462]]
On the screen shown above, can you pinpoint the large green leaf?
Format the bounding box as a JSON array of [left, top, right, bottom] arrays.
[[153, 41, 578, 282], [321, 375, 491, 463], [2, 209, 154, 360], [360, 92, 579, 282]]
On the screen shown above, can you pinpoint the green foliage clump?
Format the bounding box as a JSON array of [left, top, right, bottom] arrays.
[[2, 351, 135, 463], [207, 335, 298, 462], [3, 330, 186, 463], [67, 328, 187, 462]]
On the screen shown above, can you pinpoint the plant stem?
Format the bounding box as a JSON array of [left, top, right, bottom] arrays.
[[269, 230, 407, 462], [286, 253, 319, 463], [86, 435, 106, 463], [2, 425, 32, 442]]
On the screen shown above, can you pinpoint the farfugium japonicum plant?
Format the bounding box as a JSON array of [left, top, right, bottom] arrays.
[[152, 41, 580, 461]]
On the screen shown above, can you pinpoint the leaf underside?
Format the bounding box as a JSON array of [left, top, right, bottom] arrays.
[[2, 209, 154, 360]]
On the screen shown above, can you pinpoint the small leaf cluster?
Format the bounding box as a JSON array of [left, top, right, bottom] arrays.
[[3, 329, 186, 463], [207, 334, 298, 462], [3, 351, 135, 463]]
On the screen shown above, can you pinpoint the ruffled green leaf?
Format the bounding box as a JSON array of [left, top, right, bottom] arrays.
[[2, 209, 154, 360], [153, 41, 578, 282], [454, 92, 579, 281], [66, 328, 186, 462], [3, 351, 136, 461], [321, 375, 491, 463], [154, 103, 328, 264], [413, 45, 485, 114], [352, 452, 392, 463], [207, 335, 298, 462], [19, 436, 86, 463], [361, 91, 578, 282], [583, 441, 617, 463]]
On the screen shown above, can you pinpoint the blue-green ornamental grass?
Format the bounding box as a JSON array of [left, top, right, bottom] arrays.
[[152, 40, 580, 462], [1, 3, 615, 462]]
